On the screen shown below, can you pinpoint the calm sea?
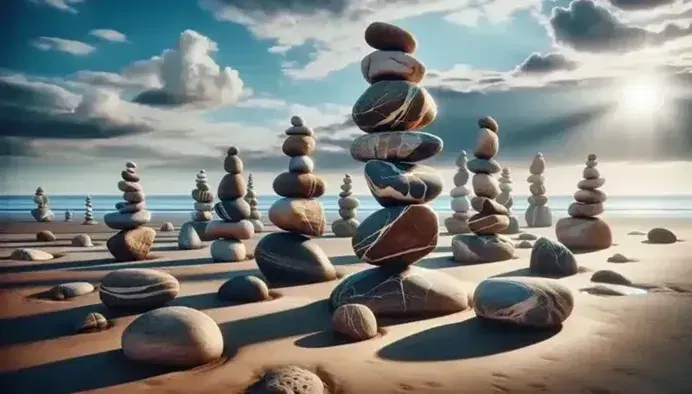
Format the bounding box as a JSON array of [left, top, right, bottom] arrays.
[[1, 194, 691, 222]]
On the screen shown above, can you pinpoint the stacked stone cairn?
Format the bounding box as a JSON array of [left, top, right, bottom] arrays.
[[331, 174, 360, 237], [83, 195, 97, 225], [104, 162, 156, 261], [255, 116, 337, 286], [444, 150, 472, 234], [245, 173, 264, 233], [184, 170, 215, 241], [556, 153, 612, 251], [31, 186, 54, 222], [329, 22, 470, 319], [525, 153, 553, 227], [64, 209, 73, 222], [206, 147, 254, 262], [451, 117, 515, 264], [497, 167, 520, 234]]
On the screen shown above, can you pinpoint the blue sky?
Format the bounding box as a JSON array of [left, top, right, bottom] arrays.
[[1, 0, 691, 194]]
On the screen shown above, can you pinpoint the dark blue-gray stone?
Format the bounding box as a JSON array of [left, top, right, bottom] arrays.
[[451, 234, 514, 264], [473, 277, 574, 327], [214, 199, 251, 222], [529, 237, 578, 277], [329, 265, 469, 317], [364, 160, 443, 206], [466, 158, 502, 174]]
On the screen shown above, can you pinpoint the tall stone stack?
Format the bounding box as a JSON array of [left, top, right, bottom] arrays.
[[206, 147, 254, 262], [556, 153, 612, 251], [525, 153, 553, 227], [255, 116, 336, 286], [497, 167, 520, 234], [245, 173, 264, 233], [188, 169, 215, 241], [104, 162, 156, 261], [444, 150, 472, 234], [329, 22, 470, 319], [83, 196, 97, 225], [451, 117, 515, 264], [64, 209, 73, 222], [331, 174, 360, 237], [31, 187, 54, 222]]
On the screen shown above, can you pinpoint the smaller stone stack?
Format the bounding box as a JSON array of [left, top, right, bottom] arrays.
[[497, 167, 520, 234], [331, 174, 360, 237], [188, 170, 215, 241], [206, 147, 253, 262], [64, 209, 73, 222], [83, 196, 97, 225], [444, 150, 472, 234], [31, 187, 55, 222], [451, 117, 514, 264], [245, 173, 264, 233], [556, 154, 612, 251], [104, 162, 156, 261], [525, 153, 553, 227]]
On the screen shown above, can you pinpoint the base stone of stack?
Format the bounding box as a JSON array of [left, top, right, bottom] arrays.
[[255, 232, 336, 285], [451, 234, 514, 264], [106, 227, 156, 262], [31, 209, 55, 222], [556, 217, 612, 251], [210, 238, 247, 262], [525, 205, 553, 228]]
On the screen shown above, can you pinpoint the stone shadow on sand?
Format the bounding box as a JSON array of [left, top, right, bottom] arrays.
[[0, 349, 181, 393], [416, 255, 458, 269], [377, 317, 560, 361], [491, 266, 591, 279], [329, 254, 362, 266]]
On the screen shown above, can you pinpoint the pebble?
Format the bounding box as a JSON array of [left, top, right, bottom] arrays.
[[352, 80, 436, 132], [255, 232, 336, 285], [121, 306, 224, 367], [71, 234, 93, 247], [100, 268, 179, 309], [123, 191, 145, 204], [332, 304, 378, 341], [288, 155, 315, 173], [364, 160, 443, 206], [192, 189, 215, 203], [246, 366, 325, 394], [121, 170, 140, 182], [51, 282, 95, 300], [273, 172, 326, 199], [178, 221, 203, 250], [350, 131, 442, 163], [364, 21, 417, 53], [78, 312, 109, 333], [218, 275, 270, 303], [529, 237, 578, 277], [577, 178, 606, 190], [529, 183, 546, 196], [471, 197, 508, 215], [117, 201, 145, 214], [527, 174, 545, 184], [332, 218, 360, 237], [473, 128, 499, 159], [223, 154, 243, 174], [268, 197, 326, 237], [117, 181, 142, 193], [451, 234, 514, 264], [529, 153, 546, 175], [10, 248, 53, 261], [607, 253, 632, 263], [194, 202, 214, 212], [282, 135, 316, 157], [556, 217, 612, 250], [583, 167, 600, 179], [444, 216, 471, 234], [452, 171, 471, 188], [36, 230, 56, 242], [647, 227, 677, 244], [361, 50, 426, 84], [106, 227, 156, 261], [591, 270, 632, 285], [210, 238, 247, 262], [160, 222, 174, 232]]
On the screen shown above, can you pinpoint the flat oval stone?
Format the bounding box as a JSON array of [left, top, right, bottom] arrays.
[[478, 116, 498, 133], [332, 304, 378, 341], [451, 234, 515, 264], [122, 306, 224, 367], [453, 169, 470, 187], [470, 196, 508, 215], [578, 178, 606, 190], [361, 50, 426, 84], [450, 185, 471, 197], [353, 204, 438, 266], [583, 167, 600, 179], [218, 275, 270, 302], [273, 172, 326, 199], [118, 181, 142, 192], [450, 196, 470, 213], [285, 125, 314, 136], [364, 160, 442, 206], [574, 189, 606, 204], [123, 191, 145, 203], [530, 154, 546, 175], [338, 196, 359, 210], [473, 277, 574, 327], [527, 174, 545, 184], [268, 197, 326, 237], [51, 282, 95, 300], [466, 158, 501, 174], [194, 202, 214, 211], [473, 128, 498, 159], [192, 189, 215, 203], [364, 21, 417, 53], [118, 201, 145, 214], [214, 199, 251, 222], [350, 131, 442, 163], [530, 237, 578, 277], [647, 227, 677, 244], [568, 202, 604, 218], [352, 81, 437, 133], [106, 227, 156, 261], [282, 135, 315, 157], [210, 238, 247, 262], [104, 210, 151, 230], [528, 195, 548, 206], [330, 266, 469, 317], [288, 155, 314, 173], [121, 170, 140, 182], [472, 173, 500, 199], [468, 213, 510, 235], [332, 218, 360, 237], [556, 217, 612, 250], [530, 183, 546, 196], [255, 232, 336, 286], [444, 216, 470, 235], [217, 173, 246, 200], [205, 220, 254, 240], [100, 268, 179, 309]]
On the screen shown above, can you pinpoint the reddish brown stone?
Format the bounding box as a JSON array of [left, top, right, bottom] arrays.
[[272, 172, 325, 198], [106, 227, 156, 261], [364, 22, 417, 53], [217, 173, 246, 200], [282, 135, 315, 157]]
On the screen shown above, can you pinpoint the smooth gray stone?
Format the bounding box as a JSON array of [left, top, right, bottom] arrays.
[[466, 158, 501, 174], [210, 238, 247, 262], [249, 218, 264, 233], [104, 210, 151, 230], [288, 155, 315, 173], [499, 216, 520, 235], [51, 282, 95, 300], [451, 234, 514, 264], [214, 199, 251, 222], [529, 237, 578, 277], [218, 275, 270, 302], [31, 208, 54, 222], [331, 218, 359, 237], [338, 196, 360, 210], [444, 217, 471, 235], [178, 222, 203, 250], [647, 227, 677, 244], [525, 205, 552, 228]]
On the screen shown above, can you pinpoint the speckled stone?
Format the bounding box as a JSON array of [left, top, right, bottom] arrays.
[[78, 312, 109, 333], [350, 131, 442, 163], [529, 237, 578, 277], [246, 366, 326, 394], [364, 160, 443, 206], [36, 230, 56, 242], [352, 80, 436, 132], [473, 277, 574, 327], [106, 227, 156, 261], [332, 304, 378, 341]]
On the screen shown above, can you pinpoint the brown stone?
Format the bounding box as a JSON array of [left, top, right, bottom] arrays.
[[574, 189, 607, 204], [272, 172, 326, 198], [332, 304, 378, 341], [556, 217, 612, 251], [217, 173, 246, 200], [268, 198, 326, 237], [106, 227, 156, 261], [473, 128, 499, 159], [568, 202, 604, 218], [364, 21, 417, 53], [223, 154, 243, 174], [282, 135, 315, 157], [471, 196, 508, 215], [468, 213, 510, 235]]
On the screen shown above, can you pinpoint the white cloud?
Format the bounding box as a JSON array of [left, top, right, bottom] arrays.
[[199, 0, 543, 80], [29, 0, 86, 14], [31, 36, 96, 55], [236, 97, 288, 108], [89, 29, 128, 43]]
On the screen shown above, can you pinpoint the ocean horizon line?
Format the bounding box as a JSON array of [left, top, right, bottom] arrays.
[[3, 193, 692, 198]]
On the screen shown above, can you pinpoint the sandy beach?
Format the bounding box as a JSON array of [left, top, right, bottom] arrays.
[[0, 215, 690, 394]]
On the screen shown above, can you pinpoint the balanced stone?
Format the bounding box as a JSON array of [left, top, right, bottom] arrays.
[[100, 268, 179, 309], [273, 172, 326, 198], [332, 174, 360, 237], [255, 232, 337, 285], [118, 201, 145, 213], [473, 277, 574, 327], [556, 217, 612, 251], [224, 154, 243, 174], [478, 116, 499, 133], [121, 306, 223, 367], [525, 153, 552, 228], [471, 174, 500, 198], [210, 238, 247, 262], [361, 50, 426, 84], [282, 135, 315, 157], [288, 155, 314, 173], [364, 160, 443, 206], [574, 189, 607, 204], [192, 189, 215, 203], [83, 196, 97, 225], [205, 220, 254, 240], [352, 204, 438, 266], [178, 222, 203, 250], [103, 210, 152, 230], [350, 131, 442, 163], [466, 158, 502, 174], [568, 202, 604, 218], [468, 212, 510, 235], [118, 181, 142, 192], [214, 199, 251, 222], [364, 21, 417, 53], [451, 234, 514, 264], [578, 178, 606, 189], [530, 153, 546, 175], [218, 275, 270, 303], [473, 128, 499, 159], [497, 166, 519, 235], [121, 170, 140, 182], [529, 237, 578, 277], [583, 167, 600, 179], [352, 80, 437, 132], [445, 150, 472, 235], [332, 304, 378, 341], [217, 173, 246, 200], [107, 227, 156, 261], [330, 266, 469, 317], [268, 198, 326, 236], [245, 173, 264, 233], [591, 270, 632, 286]]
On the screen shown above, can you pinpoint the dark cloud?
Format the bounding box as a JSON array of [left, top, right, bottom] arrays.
[[0, 137, 37, 157], [550, 0, 692, 52], [517, 53, 579, 74], [132, 89, 194, 107], [607, 0, 675, 10]]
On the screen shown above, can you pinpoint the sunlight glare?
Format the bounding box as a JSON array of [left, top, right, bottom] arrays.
[[618, 76, 665, 115]]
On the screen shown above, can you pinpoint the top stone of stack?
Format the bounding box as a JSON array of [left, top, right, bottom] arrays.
[[365, 22, 417, 53], [286, 115, 314, 137]]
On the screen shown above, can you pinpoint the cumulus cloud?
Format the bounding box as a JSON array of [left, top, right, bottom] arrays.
[[28, 0, 86, 14], [550, 0, 692, 53], [516, 52, 579, 73], [607, 0, 676, 10], [89, 29, 128, 43], [31, 36, 96, 55]]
